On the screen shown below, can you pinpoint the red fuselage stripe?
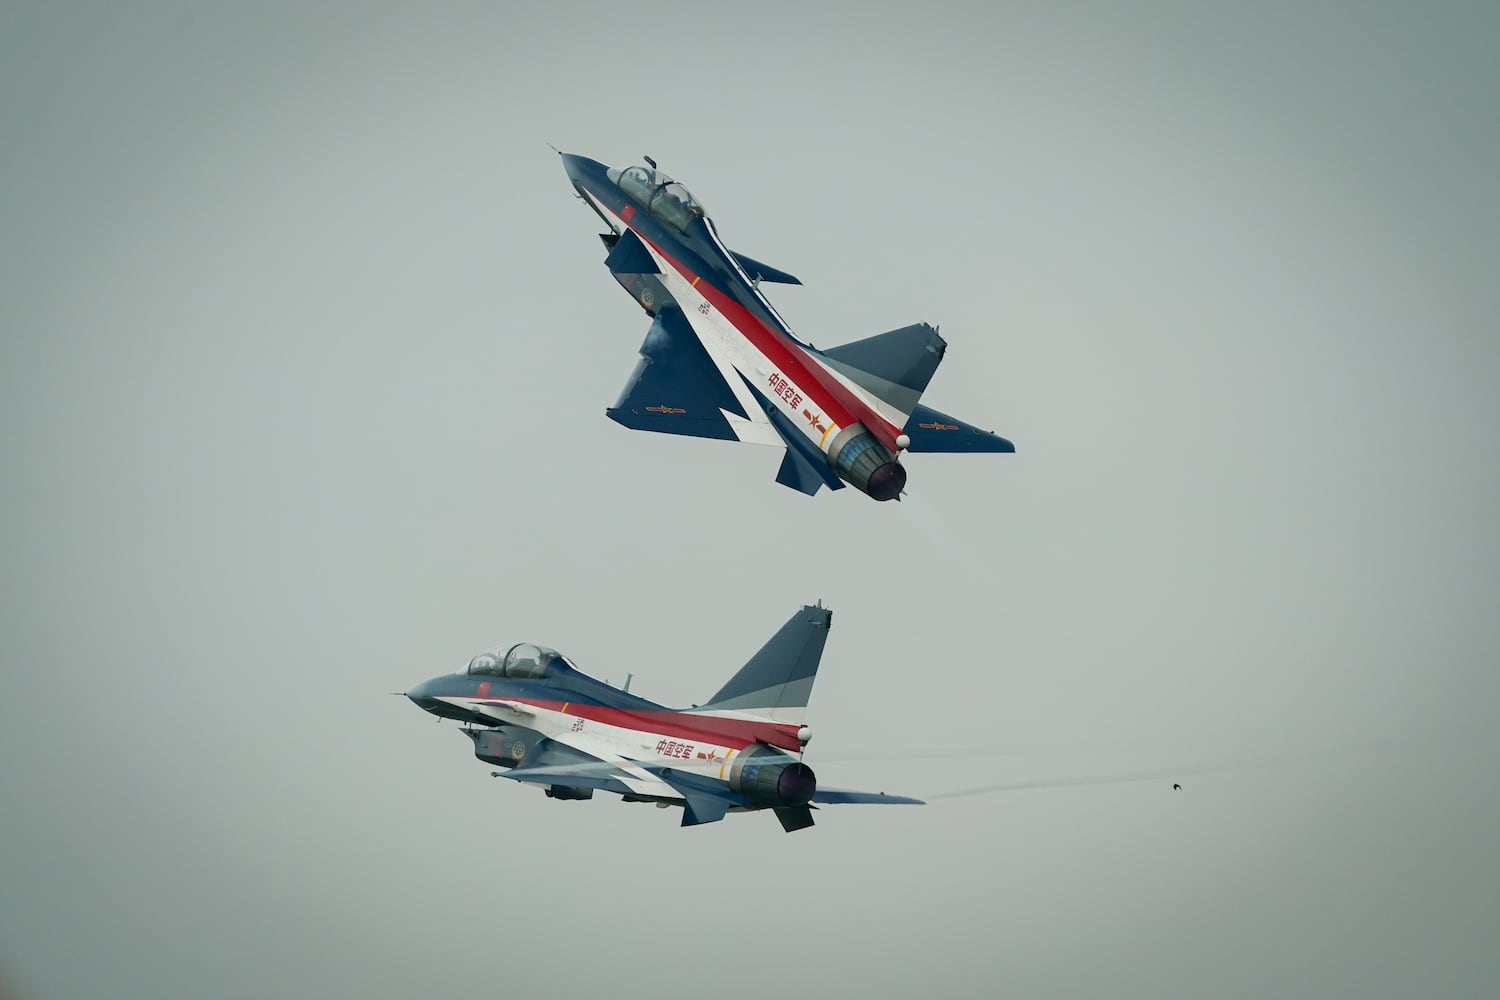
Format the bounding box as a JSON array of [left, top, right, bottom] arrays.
[[479, 698, 802, 752], [636, 230, 902, 449]]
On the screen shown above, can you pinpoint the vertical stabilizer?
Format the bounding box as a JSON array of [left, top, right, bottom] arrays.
[[699, 605, 831, 724], [815, 322, 947, 419]]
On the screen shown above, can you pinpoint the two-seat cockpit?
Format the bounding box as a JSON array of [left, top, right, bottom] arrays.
[[466, 642, 574, 680], [607, 164, 706, 231]]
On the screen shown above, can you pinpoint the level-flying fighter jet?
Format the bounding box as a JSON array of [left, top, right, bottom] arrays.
[[560, 151, 1015, 501], [406, 603, 921, 831]]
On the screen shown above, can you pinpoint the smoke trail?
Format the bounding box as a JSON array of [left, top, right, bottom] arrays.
[[922, 741, 1393, 800]]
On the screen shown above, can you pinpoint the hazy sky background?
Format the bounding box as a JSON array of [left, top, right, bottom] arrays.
[[3, 2, 1497, 997]]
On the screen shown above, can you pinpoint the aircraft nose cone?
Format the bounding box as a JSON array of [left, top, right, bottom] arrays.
[[559, 152, 588, 181], [406, 679, 439, 711], [559, 152, 608, 186]]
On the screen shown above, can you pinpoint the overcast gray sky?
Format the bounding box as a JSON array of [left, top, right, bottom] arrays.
[[3, 2, 1497, 998]]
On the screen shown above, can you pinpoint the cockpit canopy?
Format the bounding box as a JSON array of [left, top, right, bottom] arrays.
[[608, 163, 706, 230], [466, 642, 570, 680]]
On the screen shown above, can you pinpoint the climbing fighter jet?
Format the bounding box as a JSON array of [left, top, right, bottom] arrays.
[[559, 151, 1015, 501], [406, 604, 921, 832]]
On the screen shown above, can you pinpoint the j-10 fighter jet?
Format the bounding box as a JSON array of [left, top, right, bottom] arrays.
[[406, 604, 921, 832], [560, 151, 1015, 501]]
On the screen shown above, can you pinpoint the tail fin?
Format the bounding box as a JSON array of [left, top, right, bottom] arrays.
[[815, 322, 947, 420], [699, 604, 831, 724]]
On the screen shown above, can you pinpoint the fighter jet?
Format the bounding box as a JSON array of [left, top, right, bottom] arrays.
[[559, 151, 1015, 501], [406, 603, 921, 832]]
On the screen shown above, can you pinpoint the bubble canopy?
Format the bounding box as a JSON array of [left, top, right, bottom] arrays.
[[607, 163, 706, 230], [466, 642, 571, 680]]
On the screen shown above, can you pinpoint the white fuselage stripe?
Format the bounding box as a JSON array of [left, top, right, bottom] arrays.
[[441, 695, 744, 800]]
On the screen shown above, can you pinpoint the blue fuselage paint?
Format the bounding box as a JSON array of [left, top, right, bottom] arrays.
[[560, 154, 805, 349]]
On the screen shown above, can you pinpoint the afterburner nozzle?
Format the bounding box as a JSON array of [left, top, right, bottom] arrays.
[[865, 462, 907, 502], [827, 424, 906, 501]]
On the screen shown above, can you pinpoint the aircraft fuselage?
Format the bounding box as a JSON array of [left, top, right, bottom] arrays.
[[561, 153, 911, 500]]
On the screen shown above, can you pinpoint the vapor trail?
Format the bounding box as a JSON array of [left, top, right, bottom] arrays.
[[923, 742, 1388, 800]]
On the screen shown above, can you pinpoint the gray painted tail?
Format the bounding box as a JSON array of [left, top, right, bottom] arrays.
[[815, 322, 947, 417], [699, 605, 831, 721]]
